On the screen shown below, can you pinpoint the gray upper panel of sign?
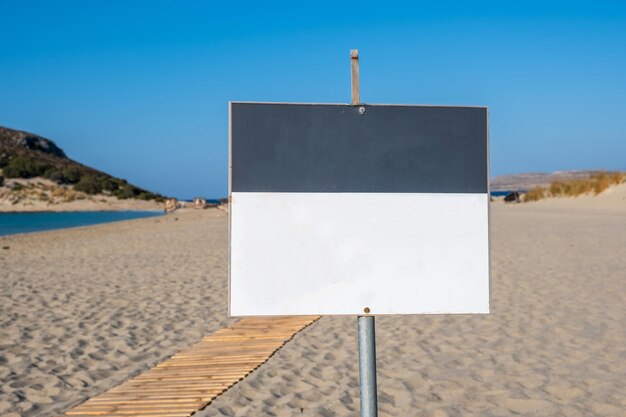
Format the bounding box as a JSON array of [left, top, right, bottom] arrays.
[[231, 103, 488, 193]]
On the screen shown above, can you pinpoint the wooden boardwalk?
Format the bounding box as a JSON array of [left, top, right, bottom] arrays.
[[65, 316, 319, 417]]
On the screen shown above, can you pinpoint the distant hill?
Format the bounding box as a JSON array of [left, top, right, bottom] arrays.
[[0, 126, 164, 202], [490, 171, 610, 191]]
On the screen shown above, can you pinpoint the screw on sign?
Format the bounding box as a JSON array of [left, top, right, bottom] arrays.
[[228, 50, 490, 417]]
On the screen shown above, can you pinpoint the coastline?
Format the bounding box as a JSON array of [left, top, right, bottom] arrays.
[[0, 208, 163, 214], [0, 210, 165, 238], [0, 198, 163, 213]]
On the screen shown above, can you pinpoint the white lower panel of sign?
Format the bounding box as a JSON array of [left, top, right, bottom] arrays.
[[229, 192, 489, 316]]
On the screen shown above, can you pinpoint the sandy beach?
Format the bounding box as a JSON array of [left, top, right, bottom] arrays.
[[1, 189, 625, 417], [0, 209, 234, 417], [197, 196, 626, 417]]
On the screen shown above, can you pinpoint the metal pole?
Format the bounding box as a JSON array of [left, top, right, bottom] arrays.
[[358, 316, 378, 417], [351, 49, 378, 417]]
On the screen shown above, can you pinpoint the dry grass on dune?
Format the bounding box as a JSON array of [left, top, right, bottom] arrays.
[[523, 186, 545, 202], [523, 171, 624, 202]]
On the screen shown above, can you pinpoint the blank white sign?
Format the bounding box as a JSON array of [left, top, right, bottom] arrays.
[[229, 192, 489, 316]]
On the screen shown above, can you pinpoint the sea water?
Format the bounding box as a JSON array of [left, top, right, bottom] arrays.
[[0, 211, 163, 237], [490, 190, 524, 197]]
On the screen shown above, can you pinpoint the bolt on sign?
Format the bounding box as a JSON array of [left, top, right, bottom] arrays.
[[229, 102, 490, 316]]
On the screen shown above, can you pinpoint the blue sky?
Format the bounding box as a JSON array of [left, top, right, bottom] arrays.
[[1, 1, 625, 198]]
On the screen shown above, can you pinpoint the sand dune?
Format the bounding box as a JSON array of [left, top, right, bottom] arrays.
[[517, 181, 626, 212], [1, 198, 625, 417], [0, 178, 163, 212]]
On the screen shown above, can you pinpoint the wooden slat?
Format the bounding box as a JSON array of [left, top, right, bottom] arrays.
[[66, 316, 319, 417]]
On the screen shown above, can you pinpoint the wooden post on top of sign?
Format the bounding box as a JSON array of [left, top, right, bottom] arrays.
[[351, 49, 379, 417], [351, 49, 360, 105]]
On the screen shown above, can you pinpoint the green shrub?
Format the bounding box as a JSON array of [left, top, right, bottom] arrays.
[[112, 185, 139, 199], [74, 175, 103, 194], [45, 169, 64, 183], [3, 156, 51, 178], [99, 176, 119, 192], [45, 167, 83, 184], [61, 167, 82, 184], [137, 190, 165, 201], [122, 186, 139, 199]]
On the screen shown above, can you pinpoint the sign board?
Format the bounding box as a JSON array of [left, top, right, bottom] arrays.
[[229, 102, 489, 316]]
